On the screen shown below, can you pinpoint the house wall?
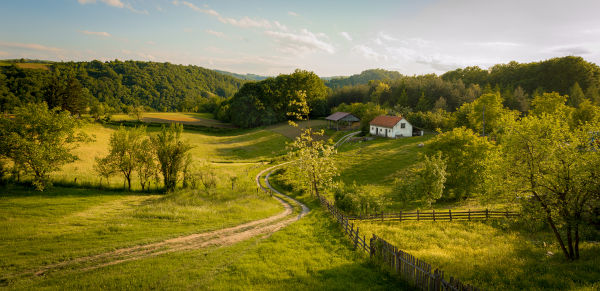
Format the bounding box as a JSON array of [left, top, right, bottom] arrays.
[[369, 118, 413, 138], [392, 118, 412, 137]]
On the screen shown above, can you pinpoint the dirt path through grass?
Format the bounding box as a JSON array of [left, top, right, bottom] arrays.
[[23, 130, 357, 280], [24, 164, 309, 279]]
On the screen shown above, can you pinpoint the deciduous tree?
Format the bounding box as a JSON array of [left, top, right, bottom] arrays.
[[0, 103, 90, 190]]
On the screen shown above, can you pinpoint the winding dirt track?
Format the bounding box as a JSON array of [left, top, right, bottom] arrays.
[[23, 131, 357, 278]]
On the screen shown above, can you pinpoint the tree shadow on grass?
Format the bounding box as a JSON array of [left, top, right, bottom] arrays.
[[0, 184, 156, 198]]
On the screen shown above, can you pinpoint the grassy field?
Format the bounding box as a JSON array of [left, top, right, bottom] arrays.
[[0, 186, 282, 284], [5, 181, 408, 290], [353, 220, 600, 290], [110, 112, 235, 128], [310, 135, 600, 290], [51, 123, 290, 189], [1, 121, 413, 289]]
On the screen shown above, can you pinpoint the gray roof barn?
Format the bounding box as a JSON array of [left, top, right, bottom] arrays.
[[325, 112, 360, 130]]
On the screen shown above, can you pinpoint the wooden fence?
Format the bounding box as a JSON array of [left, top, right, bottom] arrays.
[[318, 195, 480, 291], [347, 209, 519, 222]]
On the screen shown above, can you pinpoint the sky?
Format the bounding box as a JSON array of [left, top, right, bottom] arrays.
[[1, 0, 599, 76]]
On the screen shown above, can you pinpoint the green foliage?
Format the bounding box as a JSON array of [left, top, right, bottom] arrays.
[[96, 126, 149, 191], [0, 60, 246, 113], [287, 128, 338, 196], [572, 99, 600, 126], [568, 82, 586, 107], [416, 152, 447, 207], [502, 114, 600, 260], [406, 109, 456, 132], [226, 69, 328, 127], [427, 127, 499, 200], [530, 92, 573, 117], [333, 182, 386, 215], [467, 92, 518, 136], [151, 123, 194, 192], [0, 103, 90, 190]]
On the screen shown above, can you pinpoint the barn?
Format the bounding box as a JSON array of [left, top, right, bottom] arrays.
[[325, 112, 360, 130], [369, 115, 418, 138]]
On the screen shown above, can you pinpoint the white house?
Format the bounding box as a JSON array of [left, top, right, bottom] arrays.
[[369, 115, 414, 138]]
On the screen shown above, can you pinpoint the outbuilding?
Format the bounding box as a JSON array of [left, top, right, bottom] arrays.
[[369, 115, 417, 138], [325, 112, 360, 130]]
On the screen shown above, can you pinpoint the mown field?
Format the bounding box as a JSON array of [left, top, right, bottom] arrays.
[[110, 112, 235, 128]]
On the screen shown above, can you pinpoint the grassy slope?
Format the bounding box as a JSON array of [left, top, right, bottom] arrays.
[[2, 125, 410, 290], [8, 183, 409, 290], [52, 123, 289, 188], [330, 136, 600, 290]]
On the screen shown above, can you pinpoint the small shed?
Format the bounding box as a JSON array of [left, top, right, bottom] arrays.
[[369, 115, 416, 138], [325, 112, 360, 130]]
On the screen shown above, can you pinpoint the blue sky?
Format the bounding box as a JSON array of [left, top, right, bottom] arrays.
[[1, 0, 599, 76]]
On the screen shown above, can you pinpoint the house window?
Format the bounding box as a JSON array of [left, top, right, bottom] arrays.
[[401, 123, 406, 128]]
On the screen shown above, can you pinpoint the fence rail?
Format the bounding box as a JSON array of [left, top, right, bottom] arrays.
[[347, 209, 519, 222], [318, 195, 480, 291]]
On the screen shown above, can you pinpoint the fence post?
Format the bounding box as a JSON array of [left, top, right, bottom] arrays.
[[506, 209, 509, 218], [381, 211, 384, 222], [399, 210, 402, 222], [417, 210, 420, 221], [486, 208, 489, 220], [354, 227, 359, 250], [468, 209, 471, 221], [433, 209, 436, 222], [369, 234, 376, 258], [449, 209, 452, 222]]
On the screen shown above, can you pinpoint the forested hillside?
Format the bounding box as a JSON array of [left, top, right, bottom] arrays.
[[0, 60, 246, 113], [325, 69, 403, 89]]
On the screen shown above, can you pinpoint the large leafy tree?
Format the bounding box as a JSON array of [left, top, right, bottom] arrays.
[[503, 114, 600, 260], [151, 123, 194, 192], [0, 103, 90, 190], [427, 127, 499, 200], [227, 69, 329, 127], [96, 126, 148, 191]]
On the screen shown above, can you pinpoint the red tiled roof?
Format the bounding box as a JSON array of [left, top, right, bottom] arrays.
[[369, 115, 403, 128]]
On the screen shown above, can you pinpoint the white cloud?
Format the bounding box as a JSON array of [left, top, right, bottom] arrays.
[[0, 51, 8, 57], [79, 30, 111, 37], [219, 16, 271, 28], [288, 11, 299, 17], [78, 0, 147, 14], [468, 41, 521, 47], [173, 1, 219, 16], [544, 45, 592, 55], [352, 45, 387, 61], [340, 32, 352, 41], [265, 29, 335, 54], [205, 29, 225, 38], [0, 42, 63, 52], [274, 21, 288, 31], [78, 0, 123, 8]]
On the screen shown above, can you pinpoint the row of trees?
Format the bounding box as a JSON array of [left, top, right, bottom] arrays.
[[0, 102, 195, 192], [0, 60, 246, 113], [95, 124, 193, 192]]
